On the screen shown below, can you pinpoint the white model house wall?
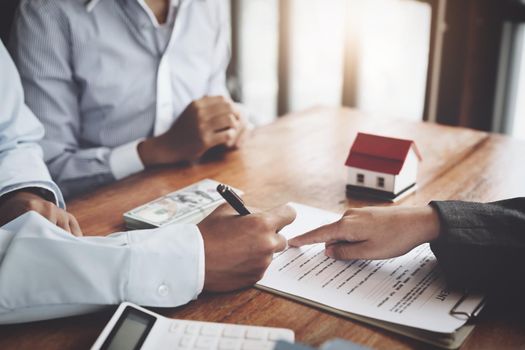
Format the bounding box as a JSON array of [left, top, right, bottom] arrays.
[[347, 167, 395, 192], [393, 150, 419, 194]]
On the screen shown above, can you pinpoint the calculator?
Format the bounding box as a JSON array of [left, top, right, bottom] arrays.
[[91, 302, 295, 350]]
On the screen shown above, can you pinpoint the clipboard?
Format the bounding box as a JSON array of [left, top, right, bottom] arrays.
[[256, 203, 487, 350], [257, 283, 485, 350]]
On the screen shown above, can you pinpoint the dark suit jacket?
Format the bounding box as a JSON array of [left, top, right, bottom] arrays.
[[430, 198, 525, 297]]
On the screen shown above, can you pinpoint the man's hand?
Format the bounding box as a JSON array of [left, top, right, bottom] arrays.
[[0, 190, 83, 236], [288, 206, 440, 261], [197, 203, 296, 292], [138, 96, 248, 167]]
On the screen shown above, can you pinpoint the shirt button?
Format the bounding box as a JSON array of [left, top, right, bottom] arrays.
[[158, 284, 169, 296]]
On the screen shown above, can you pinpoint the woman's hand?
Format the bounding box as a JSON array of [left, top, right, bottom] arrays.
[[289, 205, 440, 260]]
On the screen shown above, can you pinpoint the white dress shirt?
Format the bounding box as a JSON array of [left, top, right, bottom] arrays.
[[0, 42, 205, 324], [9, 0, 233, 198], [0, 212, 204, 324]]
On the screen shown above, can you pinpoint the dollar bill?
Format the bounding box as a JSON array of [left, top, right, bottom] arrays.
[[123, 179, 243, 229]]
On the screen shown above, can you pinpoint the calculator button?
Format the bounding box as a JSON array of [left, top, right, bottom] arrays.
[[242, 340, 273, 350], [179, 335, 195, 347], [245, 328, 267, 340], [185, 324, 201, 335], [219, 339, 241, 350], [268, 330, 292, 341], [223, 326, 245, 338], [201, 324, 222, 336], [194, 336, 217, 349]]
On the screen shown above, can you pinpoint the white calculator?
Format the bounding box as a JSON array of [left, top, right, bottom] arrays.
[[91, 302, 295, 350]]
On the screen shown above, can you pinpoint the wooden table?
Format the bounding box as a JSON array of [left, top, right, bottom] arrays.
[[1, 107, 524, 349]]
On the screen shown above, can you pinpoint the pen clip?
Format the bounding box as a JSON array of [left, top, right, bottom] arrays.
[[449, 292, 485, 320], [228, 186, 245, 205]]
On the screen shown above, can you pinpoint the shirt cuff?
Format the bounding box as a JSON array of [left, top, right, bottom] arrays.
[[126, 224, 205, 306], [109, 139, 145, 180], [0, 183, 65, 209]]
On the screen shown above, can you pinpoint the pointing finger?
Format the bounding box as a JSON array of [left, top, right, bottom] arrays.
[[288, 219, 353, 247]]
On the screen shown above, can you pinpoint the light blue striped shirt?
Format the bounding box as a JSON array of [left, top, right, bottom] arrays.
[[0, 42, 64, 208], [9, 0, 231, 198]]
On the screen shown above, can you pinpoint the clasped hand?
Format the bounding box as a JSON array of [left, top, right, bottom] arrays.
[[139, 96, 248, 166]]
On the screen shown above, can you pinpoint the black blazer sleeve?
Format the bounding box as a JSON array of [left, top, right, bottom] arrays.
[[429, 198, 525, 296]]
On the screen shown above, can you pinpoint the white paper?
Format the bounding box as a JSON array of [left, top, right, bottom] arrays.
[[258, 203, 485, 334]]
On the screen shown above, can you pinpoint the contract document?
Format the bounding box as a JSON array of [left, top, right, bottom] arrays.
[[257, 203, 485, 349]]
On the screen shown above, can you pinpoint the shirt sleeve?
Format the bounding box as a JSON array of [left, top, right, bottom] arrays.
[[109, 139, 146, 181], [9, 1, 144, 199], [0, 42, 64, 208], [429, 198, 525, 297], [0, 211, 205, 324]]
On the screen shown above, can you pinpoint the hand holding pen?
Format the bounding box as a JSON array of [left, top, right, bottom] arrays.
[[194, 184, 295, 291]]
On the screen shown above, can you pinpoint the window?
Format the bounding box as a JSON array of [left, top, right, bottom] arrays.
[[377, 177, 385, 188], [490, 2, 525, 138], [232, 0, 431, 122], [233, 0, 279, 125], [353, 0, 431, 121], [357, 174, 365, 184], [510, 24, 525, 139]]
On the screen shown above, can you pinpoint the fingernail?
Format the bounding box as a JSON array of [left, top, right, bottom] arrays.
[[325, 247, 334, 258]]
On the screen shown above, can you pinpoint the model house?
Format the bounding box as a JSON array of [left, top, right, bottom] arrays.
[[345, 133, 422, 201]]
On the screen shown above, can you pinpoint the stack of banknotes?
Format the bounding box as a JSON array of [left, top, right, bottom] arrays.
[[123, 179, 242, 229]]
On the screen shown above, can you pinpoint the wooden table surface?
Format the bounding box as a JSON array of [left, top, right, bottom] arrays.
[[1, 107, 524, 349]]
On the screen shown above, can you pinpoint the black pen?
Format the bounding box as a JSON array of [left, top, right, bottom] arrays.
[[216, 184, 251, 216]]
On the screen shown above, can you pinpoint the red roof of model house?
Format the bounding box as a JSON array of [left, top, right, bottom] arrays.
[[345, 133, 422, 175]]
